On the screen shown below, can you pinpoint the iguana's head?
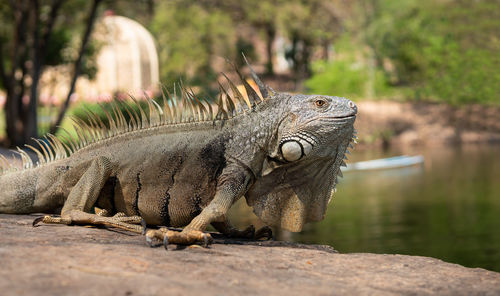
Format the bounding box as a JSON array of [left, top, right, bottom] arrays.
[[274, 94, 357, 163], [246, 93, 357, 232]]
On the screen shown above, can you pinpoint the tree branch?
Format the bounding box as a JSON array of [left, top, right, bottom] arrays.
[[0, 42, 8, 88], [40, 0, 64, 54], [26, 0, 40, 141], [50, 0, 102, 134], [9, 1, 29, 81]]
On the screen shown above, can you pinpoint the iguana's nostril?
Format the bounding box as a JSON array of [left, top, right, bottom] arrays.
[[349, 101, 356, 109]]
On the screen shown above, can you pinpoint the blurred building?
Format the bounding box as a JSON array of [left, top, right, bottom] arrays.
[[39, 14, 159, 105]]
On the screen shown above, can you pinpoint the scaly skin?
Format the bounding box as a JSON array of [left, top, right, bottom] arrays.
[[0, 83, 357, 247]]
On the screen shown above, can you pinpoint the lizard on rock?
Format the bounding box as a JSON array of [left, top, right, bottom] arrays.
[[0, 59, 357, 248]]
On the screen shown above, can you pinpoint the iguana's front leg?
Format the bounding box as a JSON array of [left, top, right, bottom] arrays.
[[33, 156, 143, 233], [145, 166, 253, 248]]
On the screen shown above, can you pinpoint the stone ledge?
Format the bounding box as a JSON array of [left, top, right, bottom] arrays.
[[0, 214, 499, 296]]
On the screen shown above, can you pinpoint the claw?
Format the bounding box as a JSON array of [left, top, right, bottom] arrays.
[[163, 235, 169, 250], [32, 216, 44, 227], [255, 226, 273, 240], [145, 235, 154, 247], [202, 233, 210, 248], [245, 225, 256, 237], [140, 218, 147, 235]]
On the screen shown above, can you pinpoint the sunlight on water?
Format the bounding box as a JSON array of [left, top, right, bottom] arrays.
[[228, 145, 500, 272]]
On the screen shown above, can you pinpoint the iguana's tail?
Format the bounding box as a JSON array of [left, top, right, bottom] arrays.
[[0, 168, 45, 214]]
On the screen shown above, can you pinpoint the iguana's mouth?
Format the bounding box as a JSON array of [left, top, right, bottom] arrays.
[[329, 115, 356, 120], [318, 115, 356, 123]]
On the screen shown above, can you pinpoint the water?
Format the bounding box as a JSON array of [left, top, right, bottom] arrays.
[[228, 145, 500, 272]]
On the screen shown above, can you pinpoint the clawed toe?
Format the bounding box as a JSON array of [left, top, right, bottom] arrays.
[[140, 219, 147, 235], [227, 224, 255, 238], [144, 228, 213, 250], [32, 216, 45, 227], [202, 233, 210, 248], [241, 225, 255, 238], [32, 215, 71, 227], [145, 235, 154, 247], [255, 226, 273, 240], [163, 235, 169, 250], [32, 211, 144, 235]]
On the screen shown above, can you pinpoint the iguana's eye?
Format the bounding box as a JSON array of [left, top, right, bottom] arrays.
[[315, 99, 327, 107]]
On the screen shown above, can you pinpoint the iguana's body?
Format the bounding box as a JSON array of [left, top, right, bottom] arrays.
[[0, 65, 357, 246], [2, 125, 229, 224]]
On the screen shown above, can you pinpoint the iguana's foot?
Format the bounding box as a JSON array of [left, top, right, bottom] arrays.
[[32, 210, 144, 233], [145, 228, 213, 250]]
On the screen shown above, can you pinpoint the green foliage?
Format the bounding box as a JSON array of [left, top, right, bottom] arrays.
[[306, 59, 391, 98], [235, 38, 256, 68], [151, 1, 235, 90], [306, 37, 391, 98], [365, 0, 500, 104], [0, 0, 100, 87], [43, 27, 98, 79], [44, 28, 72, 66], [307, 0, 500, 105], [306, 60, 366, 98], [278, 0, 339, 42], [82, 41, 99, 80]]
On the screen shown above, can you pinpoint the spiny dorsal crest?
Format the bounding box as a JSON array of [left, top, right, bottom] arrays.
[[0, 58, 274, 174]]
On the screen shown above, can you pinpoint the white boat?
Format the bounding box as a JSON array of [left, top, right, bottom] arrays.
[[344, 155, 424, 172]]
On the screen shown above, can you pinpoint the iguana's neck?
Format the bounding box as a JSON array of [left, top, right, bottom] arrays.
[[223, 97, 288, 176]]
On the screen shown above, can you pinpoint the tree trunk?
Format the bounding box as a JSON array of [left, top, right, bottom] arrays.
[[4, 90, 24, 147], [50, 0, 102, 134], [264, 23, 275, 75], [0, 44, 21, 146], [322, 40, 330, 61], [147, 0, 155, 18], [291, 36, 312, 91], [301, 39, 312, 79], [25, 0, 40, 144], [290, 33, 299, 75], [25, 0, 64, 142], [365, 47, 376, 99], [4, 0, 30, 147]]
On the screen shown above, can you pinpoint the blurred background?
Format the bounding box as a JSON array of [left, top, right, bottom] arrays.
[[0, 0, 499, 271]]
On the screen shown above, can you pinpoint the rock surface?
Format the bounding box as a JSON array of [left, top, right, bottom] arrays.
[[1, 214, 499, 296]]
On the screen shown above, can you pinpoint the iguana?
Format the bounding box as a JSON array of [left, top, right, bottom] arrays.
[[0, 60, 357, 248]]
